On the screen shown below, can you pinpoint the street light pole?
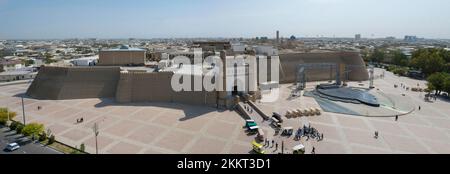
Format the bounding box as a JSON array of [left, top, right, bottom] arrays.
[[21, 97, 26, 125], [93, 123, 99, 154], [7, 101, 9, 122]]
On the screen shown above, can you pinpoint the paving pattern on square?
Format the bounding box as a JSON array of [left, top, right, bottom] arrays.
[[1, 68, 450, 154]]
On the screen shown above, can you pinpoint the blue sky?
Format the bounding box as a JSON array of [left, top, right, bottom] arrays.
[[1, 0, 449, 39]]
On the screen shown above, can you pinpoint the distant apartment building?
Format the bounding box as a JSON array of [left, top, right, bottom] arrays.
[[276, 30, 280, 44], [98, 45, 146, 66], [404, 35, 418, 42], [355, 34, 361, 40]]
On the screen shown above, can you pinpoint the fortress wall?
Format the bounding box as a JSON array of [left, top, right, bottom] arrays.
[[27, 51, 368, 105], [339, 52, 370, 81], [278, 52, 369, 84], [99, 51, 145, 66], [26, 66, 121, 100], [58, 67, 121, 99], [28, 66, 219, 106], [116, 72, 218, 106], [115, 72, 133, 103], [116, 72, 173, 103], [26, 66, 68, 99]]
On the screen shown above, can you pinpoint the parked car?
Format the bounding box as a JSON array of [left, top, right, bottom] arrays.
[[5, 142, 20, 151], [272, 112, 284, 123], [245, 120, 257, 129], [281, 127, 294, 136], [293, 144, 305, 154], [252, 140, 265, 154]]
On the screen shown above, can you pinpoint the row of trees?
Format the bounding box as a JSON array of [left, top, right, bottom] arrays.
[[418, 49, 450, 96], [410, 48, 450, 76], [0, 108, 17, 125], [2, 108, 88, 154], [364, 48, 412, 67], [364, 48, 450, 76], [1, 108, 55, 144], [44, 52, 57, 64]]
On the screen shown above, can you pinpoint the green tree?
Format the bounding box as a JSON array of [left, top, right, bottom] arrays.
[[427, 72, 449, 95], [369, 49, 385, 63], [443, 75, 450, 94], [360, 49, 371, 62], [22, 59, 35, 66], [9, 121, 22, 130], [411, 48, 447, 75], [445, 63, 450, 73], [80, 143, 85, 152], [392, 50, 409, 66], [39, 131, 47, 141], [22, 123, 45, 137], [392, 67, 409, 76], [0, 108, 17, 125], [16, 124, 24, 134], [44, 52, 56, 64], [48, 135, 56, 145]]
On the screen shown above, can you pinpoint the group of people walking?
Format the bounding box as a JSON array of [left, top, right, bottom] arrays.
[[264, 139, 279, 151]]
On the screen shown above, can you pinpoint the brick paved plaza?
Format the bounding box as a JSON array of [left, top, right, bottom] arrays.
[[1, 68, 450, 154]]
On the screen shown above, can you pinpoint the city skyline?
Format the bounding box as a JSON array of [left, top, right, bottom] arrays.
[[1, 0, 450, 39]]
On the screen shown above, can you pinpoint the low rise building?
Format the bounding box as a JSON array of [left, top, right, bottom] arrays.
[[0, 59, 24, 72], [0, 70, 37, 82], [98, 45, 146, 66], [70, 55, 98, 66]]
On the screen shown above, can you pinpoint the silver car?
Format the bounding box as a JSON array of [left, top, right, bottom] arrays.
[[5, 142, 20, 151]]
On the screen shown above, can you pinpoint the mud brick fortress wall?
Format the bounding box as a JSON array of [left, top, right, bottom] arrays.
[[98, 51, 146, 66], [26, 66, 120, 100], [115, 71, 218, 107], [26, 52, 369, 107], [27, 67, 219, 107]]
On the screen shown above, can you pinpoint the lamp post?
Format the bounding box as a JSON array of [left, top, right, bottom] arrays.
[[21, 97, 26, 125], [93, 123, 99, 154], [6, 101, 9, 120]]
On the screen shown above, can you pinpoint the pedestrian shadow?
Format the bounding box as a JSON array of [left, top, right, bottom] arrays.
[[14, 134, 27, 139]]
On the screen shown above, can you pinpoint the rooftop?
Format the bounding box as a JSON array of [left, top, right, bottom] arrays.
[[0, 59, 22, 65], [102, 45, 145, 52], [0, 70, 36, 76]]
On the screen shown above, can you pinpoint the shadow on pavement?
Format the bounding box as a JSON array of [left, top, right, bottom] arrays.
[[92, 98, 227, 122]]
